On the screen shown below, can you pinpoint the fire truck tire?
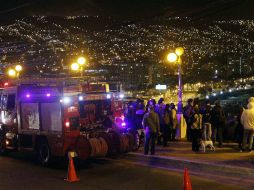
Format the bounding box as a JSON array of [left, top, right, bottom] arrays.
[[37, 141, 52, 166]]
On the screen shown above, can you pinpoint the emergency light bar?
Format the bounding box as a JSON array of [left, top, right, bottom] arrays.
[[19, 86, 61, 100]]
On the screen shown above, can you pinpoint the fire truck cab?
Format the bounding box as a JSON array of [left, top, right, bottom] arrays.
[[0, 79, 89, 165]]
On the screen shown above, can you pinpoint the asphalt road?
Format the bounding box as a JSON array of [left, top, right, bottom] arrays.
[[0, 152, 248, 190]]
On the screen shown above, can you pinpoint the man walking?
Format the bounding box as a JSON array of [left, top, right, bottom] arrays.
[[142, 105, 160, 155], [241, 97, 254, 152]]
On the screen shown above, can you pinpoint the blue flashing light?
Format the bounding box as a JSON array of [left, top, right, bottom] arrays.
[[26, 94, 31, 98]]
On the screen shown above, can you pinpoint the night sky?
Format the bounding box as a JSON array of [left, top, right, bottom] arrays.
[[1, 0, 254, 20]]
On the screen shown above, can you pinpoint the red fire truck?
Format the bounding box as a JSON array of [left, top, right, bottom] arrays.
[[0, 79, 136, 165], [0, 78, 92, 165]]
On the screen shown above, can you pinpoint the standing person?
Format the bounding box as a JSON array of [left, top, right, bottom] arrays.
[[155, 98, 165, 145], [202, 102, 212, 141], [134, 99, 145, 130], [236, 106, 244, 152], [241, 98, 254, 152], [125, 102, 136, 130], [170, 103, 178, 141], [210, 100, 226, 147], [163, 104, 171, 146], [184, 99, 194, 141], [142, 105, 160, 155], [191, 106, 202, 152]]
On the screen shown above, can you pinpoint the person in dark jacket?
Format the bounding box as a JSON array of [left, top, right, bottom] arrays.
[[163, 104, 171, 146], [155, 98, 165, 145], [184, 99, 194, 141], [236, 106, 244, 152], [210, 100, 226, 147], [142, 105, 160, 155]]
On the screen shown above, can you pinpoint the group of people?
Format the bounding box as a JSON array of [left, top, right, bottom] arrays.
[[124, 96, 254, 155], [141, 97, 225, 154], [183, 98, 226, 152], [142, 99, 178, 155], [124, 98, 177, 155]]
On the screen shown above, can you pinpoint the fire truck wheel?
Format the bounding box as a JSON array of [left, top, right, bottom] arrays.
[[37, 141, 52, 166]]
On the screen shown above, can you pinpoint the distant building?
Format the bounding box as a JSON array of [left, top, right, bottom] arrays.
[[83, 61, 174, 91], [227, 56, 251, 76]]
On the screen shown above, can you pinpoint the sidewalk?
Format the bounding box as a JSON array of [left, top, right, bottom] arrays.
[[122, 141, 254, 189], [138, 141, 254, 169]]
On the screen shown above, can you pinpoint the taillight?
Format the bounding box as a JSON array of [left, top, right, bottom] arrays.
[[65, 122, 70, 128]]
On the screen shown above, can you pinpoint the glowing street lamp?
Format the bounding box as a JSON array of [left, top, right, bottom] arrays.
[[77, 57, 86, 65], [77, 56, 86, 77], [71, 62, 80, 71], [71, 56, 87, 77], [175, 47, 184, 56], [15, 64, 23, 78], [8, 69, 16, 77], [15, 65, 22, 72], [166, 47, 184, 114], [167, 53, 177, 63]]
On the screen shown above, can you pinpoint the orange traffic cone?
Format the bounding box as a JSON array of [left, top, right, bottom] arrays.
[[183, 168, 192, 190], [65, 156, 80, 182]]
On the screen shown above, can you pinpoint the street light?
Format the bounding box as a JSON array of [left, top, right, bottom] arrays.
[[167, 47, 185, 140], [7, 64, 23, 78], [77, 57, 86, 65], [77, 56, 86, 77], [71, 56, 87, 77], [15, 64, 23, 78], [71, 62, 80, 71], [167, 47, 184, 114], [8, 69, 16, 78], [15, 65, 22, 72]]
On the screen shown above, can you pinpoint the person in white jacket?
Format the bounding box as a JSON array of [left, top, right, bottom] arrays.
[[241, 98, 254, 152]]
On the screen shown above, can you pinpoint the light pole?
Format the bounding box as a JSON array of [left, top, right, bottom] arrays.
[[167, 47, 184, 113], [167, 47, 185, 140], [71, 56, 87, 77]]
